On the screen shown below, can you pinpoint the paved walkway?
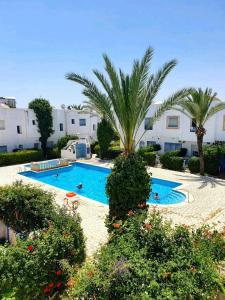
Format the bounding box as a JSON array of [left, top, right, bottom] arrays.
[[0, 159, 225, 256]]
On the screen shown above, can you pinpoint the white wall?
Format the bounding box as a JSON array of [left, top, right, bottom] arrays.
[[135, 104, 225, 156], [0, 107, 99, 152]]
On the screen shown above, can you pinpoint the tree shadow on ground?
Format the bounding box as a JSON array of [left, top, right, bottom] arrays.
[[174, 173, 225, 189]]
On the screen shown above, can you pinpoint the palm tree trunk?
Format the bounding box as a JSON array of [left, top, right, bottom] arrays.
[[196, 133, 204, 175]]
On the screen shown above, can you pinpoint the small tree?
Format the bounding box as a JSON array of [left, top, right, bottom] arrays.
[[0, 181, 55, 234], [29, 98, 54, 158], [106, 153, 150, 220], [56, 135, 78, 151], [97, 119, 115, 159]]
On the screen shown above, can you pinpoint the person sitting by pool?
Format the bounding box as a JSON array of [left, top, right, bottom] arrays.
[[154, 193, 160, 200], [77, 183, 83, 190]]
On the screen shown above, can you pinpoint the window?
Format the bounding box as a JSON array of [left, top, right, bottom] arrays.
[[147, 141, 156, 146], [79, 119, 86, 126], [190, 118, 196, 132], [223, 116, 225, 130], [71, 119, 75, 124], [93, 124, 96, 131], [139, 141, 145, 148], [32, 120, 36, 125], [0, 145, 7, 153], [0, 120, 5, 130], [47, 141, 54, 149], [17, 125, 22, 134], [144, 118, 153, 130], [34, 143, 39, 149], [167, 116, 179, 129], [164, 142, 181, 152], [59, 123, 64, 131]]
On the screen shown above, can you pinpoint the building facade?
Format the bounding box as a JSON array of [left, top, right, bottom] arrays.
[[135, 104, 225, 156], [0, 107, 99, 152], [0, 97, 16, 108]]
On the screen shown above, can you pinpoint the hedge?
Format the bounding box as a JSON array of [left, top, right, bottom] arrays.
[[0, 150, 43, 167], [188, 156, 200, 174], [94, 144, 122, 160], [188, 145, 223, 175], [142, 152, 156, 166], [0, 149, 60, 167], [160, 152, 184, 171]]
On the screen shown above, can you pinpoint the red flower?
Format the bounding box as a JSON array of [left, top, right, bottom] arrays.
[[48, 282, 54, 289], [144, 223, 152, 231], [56, 270, 62, 276], [56, 282, 62, 289], [44, 287, 50, 294], [27, 245, 34, 252], [113, 223, 121, 229]]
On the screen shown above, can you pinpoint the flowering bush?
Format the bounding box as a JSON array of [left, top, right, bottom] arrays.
[[0, 208, 85, 299], [66, 211, 225, 299], [0, 181, 55, 234]]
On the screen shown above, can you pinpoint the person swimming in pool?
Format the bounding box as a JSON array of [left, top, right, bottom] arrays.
[[154, 193, 160, 200], [77, 183, 83, 190], [53, 173, 59, 178]]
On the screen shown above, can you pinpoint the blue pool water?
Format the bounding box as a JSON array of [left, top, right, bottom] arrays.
[[20, 162, 186, 205]]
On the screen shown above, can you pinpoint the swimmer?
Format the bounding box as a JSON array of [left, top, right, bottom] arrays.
[[77, 183, 83, 190], [154, 193, 160, 200], [53, 173, 59, 178]]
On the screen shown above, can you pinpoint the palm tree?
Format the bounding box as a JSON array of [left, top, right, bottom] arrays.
[[67, 104, 85, 110], [175, 88, 225, 175], [66, 47, 191, 155]]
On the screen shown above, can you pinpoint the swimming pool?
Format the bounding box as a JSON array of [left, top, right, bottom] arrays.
[[20, 162, 186, 205]]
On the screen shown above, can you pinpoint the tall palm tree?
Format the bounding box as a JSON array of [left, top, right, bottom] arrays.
[[66, 47, 191, 155], [175, 88, 225, 175]]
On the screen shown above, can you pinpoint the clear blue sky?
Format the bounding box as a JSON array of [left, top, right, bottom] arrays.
[[0, 0, 225, 108]]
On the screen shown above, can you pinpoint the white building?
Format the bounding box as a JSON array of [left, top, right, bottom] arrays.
[[0, 106, 99, 152], [0, 97, 16, 108], [136, 104, 225, 156]]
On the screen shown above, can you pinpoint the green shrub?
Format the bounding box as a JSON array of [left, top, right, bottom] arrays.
[[0, 181, 55, 234], [153, 143, 161, 151], [188, 156, 200, 173], [137, 146, 154, 156], [105, 148, 123, 159], [179, 147, 187, 157], [160, 152, 184, 171], [93, 144, 122, 160], [142, 152, 156, 166], [67, 211, 225, 299], [56, 135, 78, 151], [94, 144, 100, 157], [97, 119, 115, 159], [204, 145, 220, 175], [0, 150, 43, 167], [90, 141, 98, 154], [47, 148, 60, 159], [106, 153, 150, 220], [0, 208, 85, 299], [188, 146, 221, 175]]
